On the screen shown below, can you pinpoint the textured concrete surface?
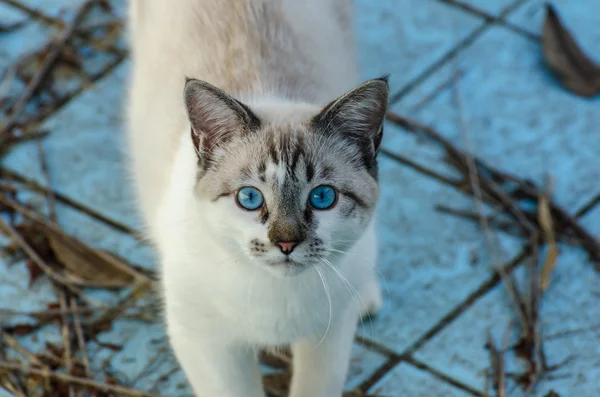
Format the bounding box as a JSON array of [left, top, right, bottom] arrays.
[[452, 0, 521, 16], [415, 247, 600, 396], [372, 363, 473, 396], [355, 0, 484, 96], [1, 0, 600, 396]]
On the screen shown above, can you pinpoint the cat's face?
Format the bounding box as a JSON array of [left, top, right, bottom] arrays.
[[185, 78, 389, 277]]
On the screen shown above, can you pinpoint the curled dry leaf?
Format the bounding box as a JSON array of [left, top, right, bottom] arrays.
[[542, 4, 600, 97], [42, 223, 135, 288]]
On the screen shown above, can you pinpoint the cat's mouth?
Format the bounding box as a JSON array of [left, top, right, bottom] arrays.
[[266, 257, 309, 276], [270, 257, 301, 267]]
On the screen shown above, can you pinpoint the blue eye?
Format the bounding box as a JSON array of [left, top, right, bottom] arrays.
[[236, 187, 264, 211], [309, 185, 337, 210]]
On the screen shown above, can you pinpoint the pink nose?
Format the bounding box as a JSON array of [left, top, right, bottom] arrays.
[[276, 241, 298, 255]]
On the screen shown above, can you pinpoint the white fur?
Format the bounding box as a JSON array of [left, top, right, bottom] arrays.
[[126, 1, 382, 396]]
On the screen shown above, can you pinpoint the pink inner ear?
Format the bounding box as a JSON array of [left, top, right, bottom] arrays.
[[186, 89, 238, 154], [190, 127, 201, 152]]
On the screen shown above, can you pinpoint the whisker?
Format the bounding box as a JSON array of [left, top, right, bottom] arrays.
[[327, 248, 391, 311], [319, 258, 374, 343], [245, 254, 262, 342], [314, 264, 332, 347]]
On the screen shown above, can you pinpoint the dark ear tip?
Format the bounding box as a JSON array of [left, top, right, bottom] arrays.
[[184, 76, 199, 87], [366, 76, 390, 97], [376, 74, 390, 84], [184, 77, 199, 95], [369, 77, 390, 103]]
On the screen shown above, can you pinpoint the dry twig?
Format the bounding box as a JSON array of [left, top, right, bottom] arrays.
[[0, 0, 102, 143], [385, 112, 600, 266], [0, 361, 165, 397], [384, 110, 600, 393]]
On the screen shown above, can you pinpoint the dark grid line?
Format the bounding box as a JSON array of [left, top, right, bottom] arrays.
[[435, 0, 540, 41], [404, 356, 485, 396], [389, 0, 531, 105], [355, 248, 530, 393], [0, 168, 139, 237], [3, 0, 597, 395], [354, 165, 600, 392]]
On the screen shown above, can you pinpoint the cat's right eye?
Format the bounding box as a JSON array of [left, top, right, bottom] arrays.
[[236, 186, 264, 211]]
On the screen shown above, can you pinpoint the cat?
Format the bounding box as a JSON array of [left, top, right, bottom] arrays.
[[126, 0, 388, 396]]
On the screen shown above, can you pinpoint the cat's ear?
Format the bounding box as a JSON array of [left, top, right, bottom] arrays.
[[312, 77, 389, 155], [184, 78, 260, 155]]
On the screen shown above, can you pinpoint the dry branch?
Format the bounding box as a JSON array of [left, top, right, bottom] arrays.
[[385, 112, 600, 266], [385, 111, 600, 393], [0, 361, 165, 397], [0, 0, 101, 144]]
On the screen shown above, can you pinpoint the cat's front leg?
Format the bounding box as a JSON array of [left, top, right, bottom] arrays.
[[288, 304, 359, 397], [168, 321, 266, 397]]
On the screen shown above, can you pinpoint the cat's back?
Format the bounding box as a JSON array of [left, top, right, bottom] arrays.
[[127, 0, 357, 232], [129, 0, 356, 99]]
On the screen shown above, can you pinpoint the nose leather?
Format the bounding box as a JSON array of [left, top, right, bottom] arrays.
[[276, 241, 298, 255]]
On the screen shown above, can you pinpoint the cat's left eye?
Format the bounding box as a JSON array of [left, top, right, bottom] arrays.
[[309, 185, 337, 210], [236, 186, 264, 211]]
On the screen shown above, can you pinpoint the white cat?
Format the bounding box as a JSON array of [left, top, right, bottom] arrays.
[[126, 1, 388, 396]]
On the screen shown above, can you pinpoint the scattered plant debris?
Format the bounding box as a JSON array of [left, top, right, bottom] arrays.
[[384, 113, 600, 267], [0, 0, 597, 395], [385, 112, 600, 394]]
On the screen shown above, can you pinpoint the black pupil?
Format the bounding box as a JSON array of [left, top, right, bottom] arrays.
[[248, 191, 254, 201], [319, 191, 325, 200]]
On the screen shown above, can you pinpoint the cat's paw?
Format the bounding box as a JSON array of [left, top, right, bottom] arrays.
[[359, 276, 382, 320]]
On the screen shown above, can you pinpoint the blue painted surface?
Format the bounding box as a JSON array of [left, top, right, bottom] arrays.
[[415, 248, 600, 396], [452, 0, 522, 15], [0, 5, 51, 69], [361, 156, 523, 351], [355, 0, 484, 96], [387, 24, 600, 211], [1, 0, 600, 395], [372, 362, 473, 396], [4, 63, 140, 229]]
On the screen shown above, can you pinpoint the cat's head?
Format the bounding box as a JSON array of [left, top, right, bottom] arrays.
[[184, 77, 389, 277]]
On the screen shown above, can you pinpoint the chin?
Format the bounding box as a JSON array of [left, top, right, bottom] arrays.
[[263, 258, 310, 278]]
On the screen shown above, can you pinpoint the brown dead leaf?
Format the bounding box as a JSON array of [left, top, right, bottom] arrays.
[[43, 224, 135, 288], [541, 243, 559, 290], [25, 260, 44, 286], [542, 4, 600, 97], [4, 323, 39, 336], [538, 194, 559, 290], [538, 194, 554, 238]]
